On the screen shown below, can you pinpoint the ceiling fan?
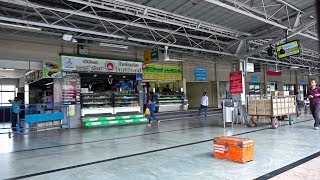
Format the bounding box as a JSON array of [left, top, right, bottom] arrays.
[[163, 46, 183, 62]]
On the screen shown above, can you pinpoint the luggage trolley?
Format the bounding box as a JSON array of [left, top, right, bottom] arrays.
[[247, 95, 297, 128]]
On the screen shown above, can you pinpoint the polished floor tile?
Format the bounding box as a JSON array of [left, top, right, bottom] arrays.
[[0, 113, 318, 179]]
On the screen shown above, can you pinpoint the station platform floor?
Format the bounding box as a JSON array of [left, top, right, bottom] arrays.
[[0, 112, 319, 180]]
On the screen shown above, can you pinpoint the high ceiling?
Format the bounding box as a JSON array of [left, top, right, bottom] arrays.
[[0, 0, 318, 69]]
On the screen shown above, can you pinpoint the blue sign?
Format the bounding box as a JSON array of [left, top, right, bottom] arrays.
[[251, 75, 259, 83], [194, 68, 207, 81], [136, 73, 142, 81], [301, 79, 306, 85]]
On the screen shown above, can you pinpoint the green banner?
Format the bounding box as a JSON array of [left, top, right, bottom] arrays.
[[143, 64, 182, 80]]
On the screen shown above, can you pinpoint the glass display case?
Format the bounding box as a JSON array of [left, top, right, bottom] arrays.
[[156, 92, 188, 112], [114, 94, 139, 107], [81, 93, 140, 116]]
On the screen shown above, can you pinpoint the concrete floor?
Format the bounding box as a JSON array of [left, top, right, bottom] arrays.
[[0, 113, 319, 180]]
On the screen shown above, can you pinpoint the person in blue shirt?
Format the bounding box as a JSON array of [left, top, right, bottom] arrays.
[[8, 97, 22, 131], [146, 89, 160, 127]]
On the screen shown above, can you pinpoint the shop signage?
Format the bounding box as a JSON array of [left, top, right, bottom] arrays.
[[142, 64, 182, 80], [136, 73, 142, 81], [246, 63, 254, 72], [251, 75, 259, 83], [62, 72, 80, 104], [267, 70, 281, 76], [254, 63, 261, 72], [61, 56, 142, 74], [301, 78, 306, 85], [25, 70, 43, 84], [194, 68, 207, 81], [230, 71, 243, 94], [144, 49, 151, 64], [151, 48, 159, 62], [43, 61, 62, 78]]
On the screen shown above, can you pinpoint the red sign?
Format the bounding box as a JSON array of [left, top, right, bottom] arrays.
[[266, 71, 281, 76], [230, 71, 243, 94]]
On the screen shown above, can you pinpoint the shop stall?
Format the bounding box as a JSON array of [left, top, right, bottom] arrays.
[[61, 55, 143, 118], [142, 63, 188, 112]]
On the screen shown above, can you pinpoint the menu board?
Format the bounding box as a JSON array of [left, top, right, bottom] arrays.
[[230, 71, 243, 94], [143, 64, 182, 80], [62, 72, 81, 104]]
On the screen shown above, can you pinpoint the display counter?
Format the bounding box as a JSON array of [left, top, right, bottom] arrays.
[[81, 93, 140, 116], [157, 92, 188, 112]]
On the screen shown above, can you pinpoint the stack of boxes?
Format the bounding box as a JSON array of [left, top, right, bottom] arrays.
[[247, 91, 296, 116]]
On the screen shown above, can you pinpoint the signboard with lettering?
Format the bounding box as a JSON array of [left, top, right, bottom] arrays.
[[230, 71, 243, 94], [25, 70, 43, 84], [142, 64, 182, 80], [61, 56, 142, 74], [251, 75, 259, 83], [194, 68, 207, 81]]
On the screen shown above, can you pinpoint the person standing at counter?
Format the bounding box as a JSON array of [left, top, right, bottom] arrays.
[[8, 97, 22, 131], [46, 92, 54, 110], [146, 90, 160, 127]]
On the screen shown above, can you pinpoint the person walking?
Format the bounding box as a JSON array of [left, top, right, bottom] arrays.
[[307, 79, 320, 130], [146, 90, 160, 127], [8, 97, 22, 131], [198, 92, 209, 117]]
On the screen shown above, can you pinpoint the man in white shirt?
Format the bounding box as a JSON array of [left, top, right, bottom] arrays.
[[198, 92, 209, 116]]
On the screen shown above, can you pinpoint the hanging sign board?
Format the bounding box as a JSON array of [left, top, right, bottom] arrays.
[[230, 71, 243, 94], [194, 68, 207, 81], [267, 71, 281, 76], [43, 61, 62, 78], [142, 64, 182, 80], [151, 48, 159, 62], [246, 63, 254, 72], [61, 56, 142, 74], [251, 75, 259, 83]]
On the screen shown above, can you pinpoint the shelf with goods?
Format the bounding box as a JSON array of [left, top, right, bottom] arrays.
[[156, 92, 188, 112], [80, 93, 141, 116]]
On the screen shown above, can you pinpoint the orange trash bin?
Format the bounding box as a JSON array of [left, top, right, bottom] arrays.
[[213, 136, 254, 163]]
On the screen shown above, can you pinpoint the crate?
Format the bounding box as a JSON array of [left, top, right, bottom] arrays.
[[213, 136, 254, 163]]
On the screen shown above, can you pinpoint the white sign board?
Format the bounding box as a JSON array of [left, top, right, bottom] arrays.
[[247, 63, 254, 73], [61, 56, 142, 74]]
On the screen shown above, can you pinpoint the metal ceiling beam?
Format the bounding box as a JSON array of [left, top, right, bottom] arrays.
[[204, 0, 318, 41], [0, 16, 236, 57], [0, 0, 229, 45], [246, 20, 317, 57], [65, 0, 250, 38], [204, 0, 289, 29]]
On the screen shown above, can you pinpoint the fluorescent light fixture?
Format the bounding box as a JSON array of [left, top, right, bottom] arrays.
[[0, 22, 41, 31], [99, 42, 128, 49], [0, 68, 14, 71], [72, 38, 78, 43], [63, 34, 73, 41], [290, 66, 299, 69], [45, 82, 53, 86]]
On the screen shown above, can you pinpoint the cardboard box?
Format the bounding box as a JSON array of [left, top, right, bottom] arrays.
[[214, 136, 254, 163], [248, 109, 256, 115], [265, 109, 272, 116], [279, 91, 290, 96], [256, 109, 265, 115], [271, 91, 279, 96]]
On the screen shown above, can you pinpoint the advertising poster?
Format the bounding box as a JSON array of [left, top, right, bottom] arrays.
[[43, 61, 62, 78], [230, 72, 243, 94]]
